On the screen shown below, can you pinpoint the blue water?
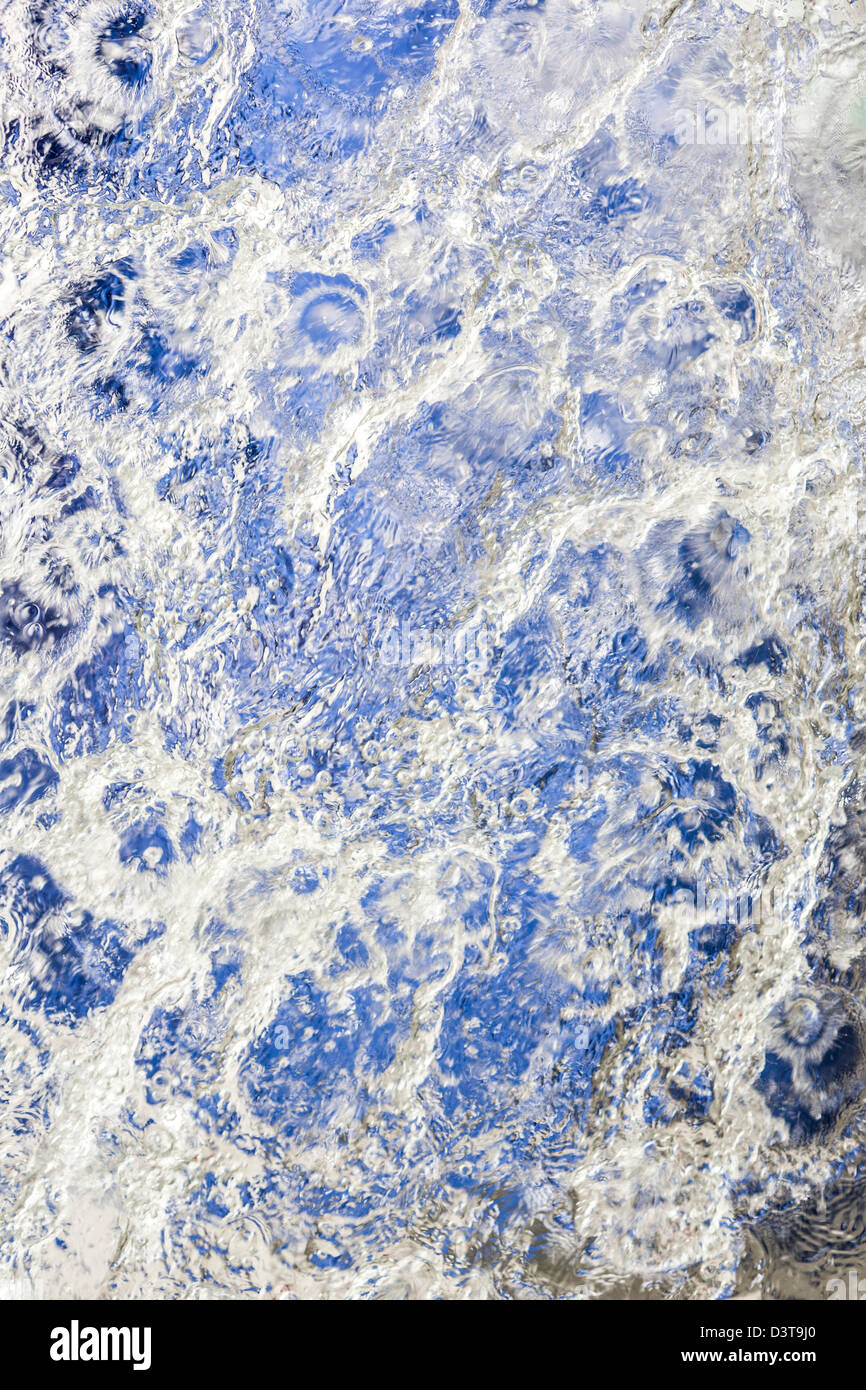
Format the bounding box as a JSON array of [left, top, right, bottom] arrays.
[[2, 0, 866, 1299]]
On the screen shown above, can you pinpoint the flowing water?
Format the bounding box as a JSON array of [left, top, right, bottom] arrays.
[[1, 0, 866, 1300]]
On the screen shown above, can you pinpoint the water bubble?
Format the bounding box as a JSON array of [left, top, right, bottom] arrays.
[[176, 11, 217, 65], [758, 985, 866, 1136], [782, 994, 824, 1047], [299, 293, 363, 355]]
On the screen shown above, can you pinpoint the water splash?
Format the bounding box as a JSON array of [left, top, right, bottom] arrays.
[[0, 0, 865, 1300]]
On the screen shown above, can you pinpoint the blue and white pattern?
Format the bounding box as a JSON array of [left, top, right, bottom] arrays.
[[2, 0, 866, 1300]]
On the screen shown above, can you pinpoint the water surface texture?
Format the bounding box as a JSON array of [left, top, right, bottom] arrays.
[[2, 0, 866, 1300]]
